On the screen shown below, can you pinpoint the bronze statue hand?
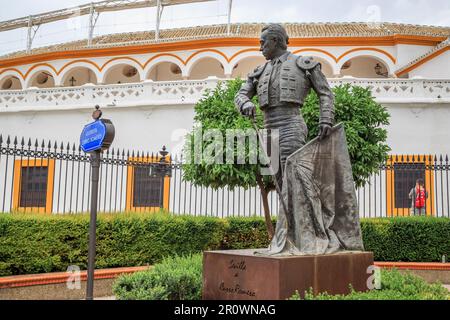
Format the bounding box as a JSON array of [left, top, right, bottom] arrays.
[[318, 123, 332, 141], [241, 102, 256, 118]]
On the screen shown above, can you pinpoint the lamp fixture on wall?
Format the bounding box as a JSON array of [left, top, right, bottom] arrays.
[[341, 61, 352, 70], [36, 72, 52, 84], [170, 64, 181, 75], [374, 63, 388, 77], [123, 66, 138, 78]]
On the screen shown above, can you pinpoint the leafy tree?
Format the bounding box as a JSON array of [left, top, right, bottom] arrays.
[[182, 79, 390, 237]]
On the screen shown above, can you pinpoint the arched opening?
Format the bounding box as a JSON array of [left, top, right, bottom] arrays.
[[340, 56, 389, 78], [61, 67, 98, 87], [29, 71, 56, 88], [0, 76, 22, 90], [147, 62, 183, 81], [189, 57, 225, 80], [103, 63, 140, 84], [231, 56, 266, 79]]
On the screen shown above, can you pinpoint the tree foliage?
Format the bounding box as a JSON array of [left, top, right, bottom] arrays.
[[182, 79, 270, 190], [182, 78, 390, 189]]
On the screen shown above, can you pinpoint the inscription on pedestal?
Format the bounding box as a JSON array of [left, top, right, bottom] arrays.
[[218, 259, 257, 297], [203, 250, 374, 300]]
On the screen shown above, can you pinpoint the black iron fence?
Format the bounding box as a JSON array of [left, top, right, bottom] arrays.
[[0, 134, 449, 218]]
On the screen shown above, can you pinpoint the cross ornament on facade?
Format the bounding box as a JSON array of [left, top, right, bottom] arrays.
[[69, 76, 77, 86]]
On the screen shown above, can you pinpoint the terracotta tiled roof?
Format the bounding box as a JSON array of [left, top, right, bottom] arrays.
[[1, 22, 450, 60]]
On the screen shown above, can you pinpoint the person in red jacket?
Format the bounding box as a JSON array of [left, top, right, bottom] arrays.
[[409, 179, 428, 216]]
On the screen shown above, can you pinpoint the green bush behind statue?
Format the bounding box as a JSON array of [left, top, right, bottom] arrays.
[[0, 213, 449, 276]]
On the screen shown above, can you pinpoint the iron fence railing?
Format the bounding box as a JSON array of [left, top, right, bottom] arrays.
[[1, 134, 449, 218]]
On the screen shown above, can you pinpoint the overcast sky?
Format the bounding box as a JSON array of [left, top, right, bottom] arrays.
[[0, 0, 449, 55]]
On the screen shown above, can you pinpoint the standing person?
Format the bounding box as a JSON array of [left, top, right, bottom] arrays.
[[409, 179, 428, 216]]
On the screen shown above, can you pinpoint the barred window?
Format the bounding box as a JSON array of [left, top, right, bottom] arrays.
[[132, 166, 163, 207], [19, 166, 49, 208], [393, 162, 426, 209]]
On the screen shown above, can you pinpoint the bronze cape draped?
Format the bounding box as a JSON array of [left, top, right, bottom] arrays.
[[263, 124, 364, 256]]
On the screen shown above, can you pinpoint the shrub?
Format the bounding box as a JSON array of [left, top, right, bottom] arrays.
[[0, 212, 224, 276], [361, 217, 450, 262], [113, 253, 203, 300], [291, 269, 449, 300], [0, 213, 449, 276]]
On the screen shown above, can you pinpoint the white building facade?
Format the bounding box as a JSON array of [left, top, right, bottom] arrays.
[[0, 21, 449, 217]]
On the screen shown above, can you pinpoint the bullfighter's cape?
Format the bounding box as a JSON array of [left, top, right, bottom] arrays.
[[264, 123, 365, 256]]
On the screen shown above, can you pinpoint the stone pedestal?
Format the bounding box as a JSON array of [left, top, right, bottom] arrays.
[[202, 249, 374, 300]]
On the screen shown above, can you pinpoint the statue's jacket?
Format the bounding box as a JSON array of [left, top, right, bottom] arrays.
[[235, 52, 334, 125]]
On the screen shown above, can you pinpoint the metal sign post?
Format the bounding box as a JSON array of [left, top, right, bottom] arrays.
[[86, 149, 100, 300], [80, 105, 115, 300]]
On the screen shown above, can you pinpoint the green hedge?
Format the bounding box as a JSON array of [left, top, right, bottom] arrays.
[[0, 213, 449, 276], [0, 212, 225, 276]]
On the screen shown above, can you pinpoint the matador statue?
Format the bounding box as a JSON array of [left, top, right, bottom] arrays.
[[235, 24, 364, 256]]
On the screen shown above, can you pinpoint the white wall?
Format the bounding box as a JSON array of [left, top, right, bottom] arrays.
[[0, 105, 196, 153], [395, 44, 435, 67], [1, 101, 449, 157], [384, 103, 450, 155], [409, 51, 450, 79]]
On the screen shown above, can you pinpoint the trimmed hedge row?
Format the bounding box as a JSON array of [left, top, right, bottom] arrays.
[[0, 213, 449, 276]]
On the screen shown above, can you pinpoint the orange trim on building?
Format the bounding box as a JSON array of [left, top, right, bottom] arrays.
[[396, 46, 450, 77], [0, 68, 26, 80], [58, 59, 102, 74], [125, 156, 170, 212], [23, 63, 58, 80], [292, 48, 338, 62], [184, 49, 230, 65], [228, 48, 262, 62], [143, 53, 186, 70], [12, 159, 55, 214], [337, 47, 397, 64], [0, 35, 443, 70], [99, 56, 145, 71], [386, 155, 434, 217]]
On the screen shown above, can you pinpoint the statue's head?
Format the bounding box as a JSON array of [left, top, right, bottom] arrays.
[[260, 24, 289, 60]]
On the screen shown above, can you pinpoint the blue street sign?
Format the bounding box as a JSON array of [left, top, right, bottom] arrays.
[[80, 120, 107, 153]]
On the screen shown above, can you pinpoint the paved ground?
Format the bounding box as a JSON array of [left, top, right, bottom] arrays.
[[94, 296, 116, 300]]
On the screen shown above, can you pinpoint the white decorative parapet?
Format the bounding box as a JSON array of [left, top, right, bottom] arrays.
[[332, 78, 450, 103], [1, 77, 450, 112]]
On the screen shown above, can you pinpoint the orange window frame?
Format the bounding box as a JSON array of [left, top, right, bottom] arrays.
[[13, 159, 55, 214], [126, 156, 170, 212], [386, 155, 434, 217]]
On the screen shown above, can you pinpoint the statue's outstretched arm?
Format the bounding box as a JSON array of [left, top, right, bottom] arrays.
[[309, 64, 335, 126]]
